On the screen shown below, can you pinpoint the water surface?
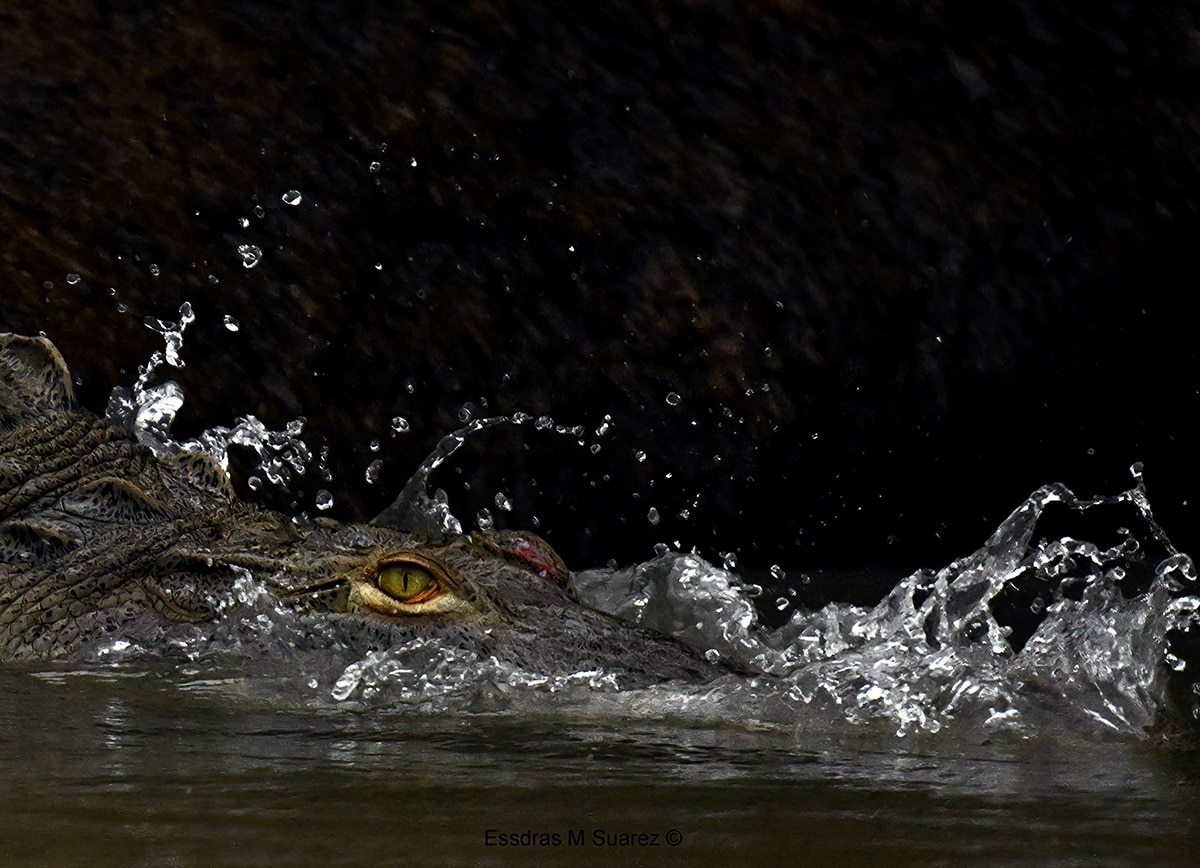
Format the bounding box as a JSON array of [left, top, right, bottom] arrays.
[[2, 666, 1198, 866]]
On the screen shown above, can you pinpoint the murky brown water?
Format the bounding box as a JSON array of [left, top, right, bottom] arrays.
[[2, 667, 1198, 866]]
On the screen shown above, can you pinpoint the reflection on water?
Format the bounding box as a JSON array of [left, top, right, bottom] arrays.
[[1, 668, 1198, 865]]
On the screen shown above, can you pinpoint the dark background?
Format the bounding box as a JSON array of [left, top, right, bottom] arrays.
[[2, 0, 1198, 598]]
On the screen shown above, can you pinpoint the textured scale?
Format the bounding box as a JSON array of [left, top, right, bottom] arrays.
[[0, 332, 717, 685]]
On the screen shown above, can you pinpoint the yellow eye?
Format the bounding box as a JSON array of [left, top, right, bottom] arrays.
[[339, 551, 476, 618], [378, 565, 436, 601]]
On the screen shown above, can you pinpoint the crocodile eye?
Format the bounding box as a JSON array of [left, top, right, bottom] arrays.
[[341, 552, 476, 617], [377, 565, 436, 602]]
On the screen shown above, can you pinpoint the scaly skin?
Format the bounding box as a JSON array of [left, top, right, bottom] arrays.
[[0, 333, 714, 684]]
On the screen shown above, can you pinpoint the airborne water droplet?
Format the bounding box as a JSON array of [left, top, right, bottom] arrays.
[[665, 391, 681, 406], [647, 507, 661, 525], [66, 273, 81, 285], [476, 508, 494, 531], [365, 459, 383, 484], [770, 564, 786, 581], [282, 189, 302, 206], [223, 315, 240, 332], [390, 416, 410, 434], [494, 492, 512, 511], [369, 161, 381, 173], [369, 439, 381, 452], [237, 244, 263, 269], [315, 490, 334, 511]]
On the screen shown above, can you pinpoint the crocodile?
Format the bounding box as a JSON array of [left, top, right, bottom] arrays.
[[0, 332, 714, 684]]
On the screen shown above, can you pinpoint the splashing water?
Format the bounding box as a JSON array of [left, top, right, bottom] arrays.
[[572, 474, 1200, 736], [105, 303, 320, 498], [94, 307, 1200, 737], [370, 415, 524, 538]]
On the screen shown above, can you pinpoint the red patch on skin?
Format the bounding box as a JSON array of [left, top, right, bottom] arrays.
[[480, 531, 569, 586]]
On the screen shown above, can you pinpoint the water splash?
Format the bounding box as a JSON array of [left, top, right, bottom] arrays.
[[93, 311, 1200, 735], [105, 303, 321, 499], [370, 415, 520, 539], [573, 472, 1200, 736]]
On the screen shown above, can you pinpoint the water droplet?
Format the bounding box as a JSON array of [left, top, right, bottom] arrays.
[[535, 415, 554, 431], [390, 416, 410, 434], [589, 443, 601, 455], [677, 508, 690, 520], [369, 161, 381, 173], [494, 492, 512, 511], [635, 450, 647, 463], [365, 459, 383, 484], [721, 551, 738, 570], [253, 205, 266, 218], [247, 476, 262, 491], [458, 405, 473, 423], [149, 263, 160, 277], [238, 217, 250, 228], [223, 315, 240, 332], [315, 490, 334, 511], [775, 597, 789, 611], [704, 649, 721, 663], [282, 189, 302, 206], [116, 303, 129, 313], [770, 564, 786, 581], [410, 157, 418, 167], [66, 273, 81, 285], [653, 542, 670, 557], [476, 508, 494, 531], [665, 391, 681, 406], [647, 507, 661, 525], [369, 439, 381, 452], [237, 244, 263, 269]]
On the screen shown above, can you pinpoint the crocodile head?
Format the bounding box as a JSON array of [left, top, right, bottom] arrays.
[[0, 333, 713, 684]]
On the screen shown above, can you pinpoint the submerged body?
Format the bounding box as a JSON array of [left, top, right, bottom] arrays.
[[0, 333, 712, 684]]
